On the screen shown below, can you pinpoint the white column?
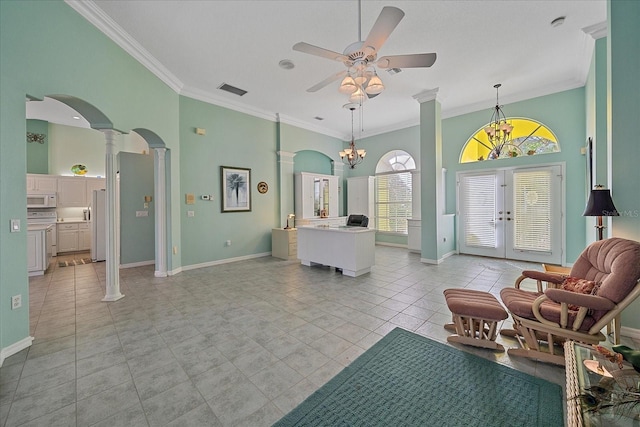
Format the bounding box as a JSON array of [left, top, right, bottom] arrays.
[[278, 151, 296, 227], [101, 129, 124, 302], [154, 148, 168, 277]]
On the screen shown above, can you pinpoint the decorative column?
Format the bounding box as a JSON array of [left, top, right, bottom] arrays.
[[278, 151, 296, 227], [332, 162, 345, 216], [413, 88, 444, 264], [154, 148, 167, 277], [101, 129, 124, 302]]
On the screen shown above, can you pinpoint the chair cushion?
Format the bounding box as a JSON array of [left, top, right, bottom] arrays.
[[561, 277, 600, 310], [500, 287, 597, 332], [444, 289, 507, 321]]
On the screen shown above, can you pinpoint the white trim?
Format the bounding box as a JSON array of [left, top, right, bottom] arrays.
[[582, 21, 607, 40], [374, 242, 407, 249], [278, 113, 345, 140], [119, 260, 154, 269], [181, 252, 271, 272], [65, 1, 183, 93], [621, 326, 640, 340], [168, 267, 183, 276], [180, 85, 277, 122], [413, 88, 440, 104], [421, 250, 456, 265], [0, 336, 33, 367]]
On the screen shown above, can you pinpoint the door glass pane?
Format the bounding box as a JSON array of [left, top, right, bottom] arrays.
[[513, 169, 552, 252], [462, 175, 497, 248], [313, 179, 320, 216], [322, 179, 330, 216]]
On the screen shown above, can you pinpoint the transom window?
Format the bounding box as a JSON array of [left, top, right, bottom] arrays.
[[375, 150, 415, 234], [460, 118, 560, 163]]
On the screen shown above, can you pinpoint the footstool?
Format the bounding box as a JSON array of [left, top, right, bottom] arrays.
[[443, 289, 508, 351]]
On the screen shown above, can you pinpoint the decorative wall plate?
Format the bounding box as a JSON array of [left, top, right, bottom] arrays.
[[71, 164, 88, 175], [257, 181, 268, 194]]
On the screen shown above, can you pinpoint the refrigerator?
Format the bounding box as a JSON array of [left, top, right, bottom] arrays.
[[90, 189, 107, 262]]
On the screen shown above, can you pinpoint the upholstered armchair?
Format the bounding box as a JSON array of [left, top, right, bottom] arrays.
[[500, 237, 640, 365]]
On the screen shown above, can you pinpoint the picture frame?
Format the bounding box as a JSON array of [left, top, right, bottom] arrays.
[[221, 166, 251, 212]]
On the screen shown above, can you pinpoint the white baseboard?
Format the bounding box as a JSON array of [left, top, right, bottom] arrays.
[[375, 242, 408, 249], [119, 260, 154, 269], [168, 267, 182, 276], [621, 326, 640, 340], [0, 336, 33, 367], [181, 252, 271, 272], [421, 250, 457, 265]]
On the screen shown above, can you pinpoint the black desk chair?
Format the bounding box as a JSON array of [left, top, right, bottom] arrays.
[[346, 214, 369, 227]]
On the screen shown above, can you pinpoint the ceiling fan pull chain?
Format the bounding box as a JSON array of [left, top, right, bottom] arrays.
[[357, 0, 362, 42]]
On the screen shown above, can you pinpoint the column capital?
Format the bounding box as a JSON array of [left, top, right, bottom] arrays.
[[582, 21, 607, 39], [413, 88, 440, 104]]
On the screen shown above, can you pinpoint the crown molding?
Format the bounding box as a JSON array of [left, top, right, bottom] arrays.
[[277, 113, 346, 140], [65, 0, 183, 93], [413, 88, 440, 104], [582, 21, 607, 40], [180, 86, 277, 122]]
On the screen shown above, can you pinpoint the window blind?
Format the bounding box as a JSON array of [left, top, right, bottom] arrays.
[[375, 172, 412, 233], [462, 175, 497, 248], [513, 170, 552, 252]]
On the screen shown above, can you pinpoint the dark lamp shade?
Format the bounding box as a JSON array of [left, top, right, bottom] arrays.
[[583, 189, 619, 217]]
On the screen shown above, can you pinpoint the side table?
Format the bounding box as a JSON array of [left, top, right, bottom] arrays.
[[565, 341, 640, 426]]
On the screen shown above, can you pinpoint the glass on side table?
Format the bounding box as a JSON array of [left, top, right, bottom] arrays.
[[565, 341, 640, 426]]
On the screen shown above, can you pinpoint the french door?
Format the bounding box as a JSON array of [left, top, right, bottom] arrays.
[[457, 165, 563, 264]]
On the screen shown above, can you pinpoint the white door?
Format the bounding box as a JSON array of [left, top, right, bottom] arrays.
[[458, 165, 563, 264]]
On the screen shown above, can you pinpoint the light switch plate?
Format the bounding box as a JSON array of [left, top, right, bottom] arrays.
[[10, 219, 20, 232]]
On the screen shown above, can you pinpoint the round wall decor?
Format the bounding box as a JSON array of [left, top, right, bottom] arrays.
[[257, 181, 268, 194]]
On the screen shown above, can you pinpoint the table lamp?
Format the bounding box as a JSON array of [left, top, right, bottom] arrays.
[[583, 185, 619, 241]]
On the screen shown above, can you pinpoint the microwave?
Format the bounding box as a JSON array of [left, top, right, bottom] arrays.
[[27, 193, 57, 208]]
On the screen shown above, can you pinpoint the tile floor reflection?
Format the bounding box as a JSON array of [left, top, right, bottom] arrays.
[[1, 247, 637, 426]]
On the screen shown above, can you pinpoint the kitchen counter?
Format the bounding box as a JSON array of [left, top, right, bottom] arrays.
[[57, 218, 88, 224], [28, 223, 54, 231]]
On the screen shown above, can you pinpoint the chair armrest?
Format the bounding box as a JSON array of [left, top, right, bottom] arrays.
[[522, 270, 566, 285], [544, 288, 615, 311]]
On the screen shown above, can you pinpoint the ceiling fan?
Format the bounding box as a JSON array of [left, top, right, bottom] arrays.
[[293, 1, 437, 100]]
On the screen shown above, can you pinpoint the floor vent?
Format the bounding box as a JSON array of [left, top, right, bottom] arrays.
[[217, 83, 247, 96]]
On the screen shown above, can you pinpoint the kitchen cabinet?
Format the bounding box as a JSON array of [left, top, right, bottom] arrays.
[[78, 223, 91, 251], [295, 172, 339, 220], [272, 228, 297, 260], [58, 222, 91, 253], [347, 176, 375, 226], [26, 173, 57, 193], [28, 225, 51, 276], [57, 177, 105, 207]]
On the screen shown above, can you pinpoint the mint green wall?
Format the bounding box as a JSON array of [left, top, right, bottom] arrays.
[[1, 1, 180, 354], [293, 150, 332, 175], [609, 0, 640, 329], [26, 120, 48, 173], [119, 152, 155, 265], [594, 38, 608, 189], [178, 96, 278, 265]]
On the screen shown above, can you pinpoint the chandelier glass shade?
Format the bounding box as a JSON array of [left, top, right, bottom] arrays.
[[484, 84, 514, 159], [340, 64, 385, 101], [339, 107, 366, 169], [339, 76, 357, 94]]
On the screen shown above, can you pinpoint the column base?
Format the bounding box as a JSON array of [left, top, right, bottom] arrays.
[[102, 293, 125, 302]]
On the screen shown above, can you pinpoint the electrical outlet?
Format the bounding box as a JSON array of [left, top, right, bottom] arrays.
[[187, 211, 195, 217], [136, 211, 149, 217], [11, 294, 22, 310], [225, 240, 232, 246]]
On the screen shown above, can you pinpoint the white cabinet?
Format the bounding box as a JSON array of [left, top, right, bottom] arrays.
[[28, 226, 51, 276], [57, 177, 105, 207], [78, 223, 91, 251], [347, 176, 375, 225], [57, 178, 87, 207], [58, 223, 79, 252], [272, 228, 297, 260], [407, 219, 421, 253], [295, 172, 339, 220], [26, 174, 57, 193]]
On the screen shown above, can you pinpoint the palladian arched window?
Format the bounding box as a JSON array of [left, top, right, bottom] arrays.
[[460, 118, 560, 163], [375, 150, 416, 234]]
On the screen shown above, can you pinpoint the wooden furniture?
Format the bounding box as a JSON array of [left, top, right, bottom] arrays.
[[294, 172, 339, 221], [443, 289, 508, 351], [297, 225, 375, 277], [347, 176, 374, 226], [565, 341, 640, 426], [272, 228, 297, 260], [58, 221, 91, 253]]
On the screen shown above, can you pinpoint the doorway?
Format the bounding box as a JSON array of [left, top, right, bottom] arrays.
[[457, 164, 564, 264]]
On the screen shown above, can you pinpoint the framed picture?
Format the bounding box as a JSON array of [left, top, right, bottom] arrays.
[[221, 166, 251, 212]]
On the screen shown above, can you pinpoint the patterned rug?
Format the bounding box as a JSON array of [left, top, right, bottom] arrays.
[[58, 258, 93, 267], [274, 328, 563, 427]]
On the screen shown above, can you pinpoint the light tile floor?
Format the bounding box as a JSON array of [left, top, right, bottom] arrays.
[[1, 247, 637, 426]]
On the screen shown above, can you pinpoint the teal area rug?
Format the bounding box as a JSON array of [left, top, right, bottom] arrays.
[[274, 328, 563, 427]]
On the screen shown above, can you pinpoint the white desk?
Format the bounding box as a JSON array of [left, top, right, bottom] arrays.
[[297, 226, 376, 277]]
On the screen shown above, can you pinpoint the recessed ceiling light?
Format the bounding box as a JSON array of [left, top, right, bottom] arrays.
[[279, 59, 295, 70], [551, 16, 565, 28]]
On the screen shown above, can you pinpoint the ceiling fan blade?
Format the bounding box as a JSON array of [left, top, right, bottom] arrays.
[[362, 6, 405, 53], [307, 70, 347, 92], [293, 42, 348, 62], [377, 53, 437, 69]]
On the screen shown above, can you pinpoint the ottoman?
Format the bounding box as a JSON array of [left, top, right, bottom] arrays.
[[443, 288, 508, 351]]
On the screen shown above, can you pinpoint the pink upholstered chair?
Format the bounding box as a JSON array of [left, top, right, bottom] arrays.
[[500, 237, 640, 365]]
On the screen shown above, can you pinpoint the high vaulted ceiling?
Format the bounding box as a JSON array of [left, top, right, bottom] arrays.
[[42, 1, 606, 139]]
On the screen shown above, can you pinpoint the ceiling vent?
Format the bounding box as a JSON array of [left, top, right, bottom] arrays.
[[387, 68, 402, 75], [314, 116, 324, 121], [217, 83, 248, 97]]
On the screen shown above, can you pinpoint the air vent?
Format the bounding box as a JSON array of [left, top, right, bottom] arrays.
[[387, 68, 402, 75], [217, 83, 247, 97], [314, 116, 324, 121]]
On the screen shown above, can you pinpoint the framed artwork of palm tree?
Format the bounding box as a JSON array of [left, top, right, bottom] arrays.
[[221, 166, 251, 212]]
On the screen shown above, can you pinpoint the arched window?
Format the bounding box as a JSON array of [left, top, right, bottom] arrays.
[[460, 118, 560, 163], [375, 150, 416, 234]]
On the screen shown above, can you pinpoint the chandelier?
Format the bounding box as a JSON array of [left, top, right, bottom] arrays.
[[339, 106, 366, 169], [338, 65, 385, 102], [484, 84, 514, 159]]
